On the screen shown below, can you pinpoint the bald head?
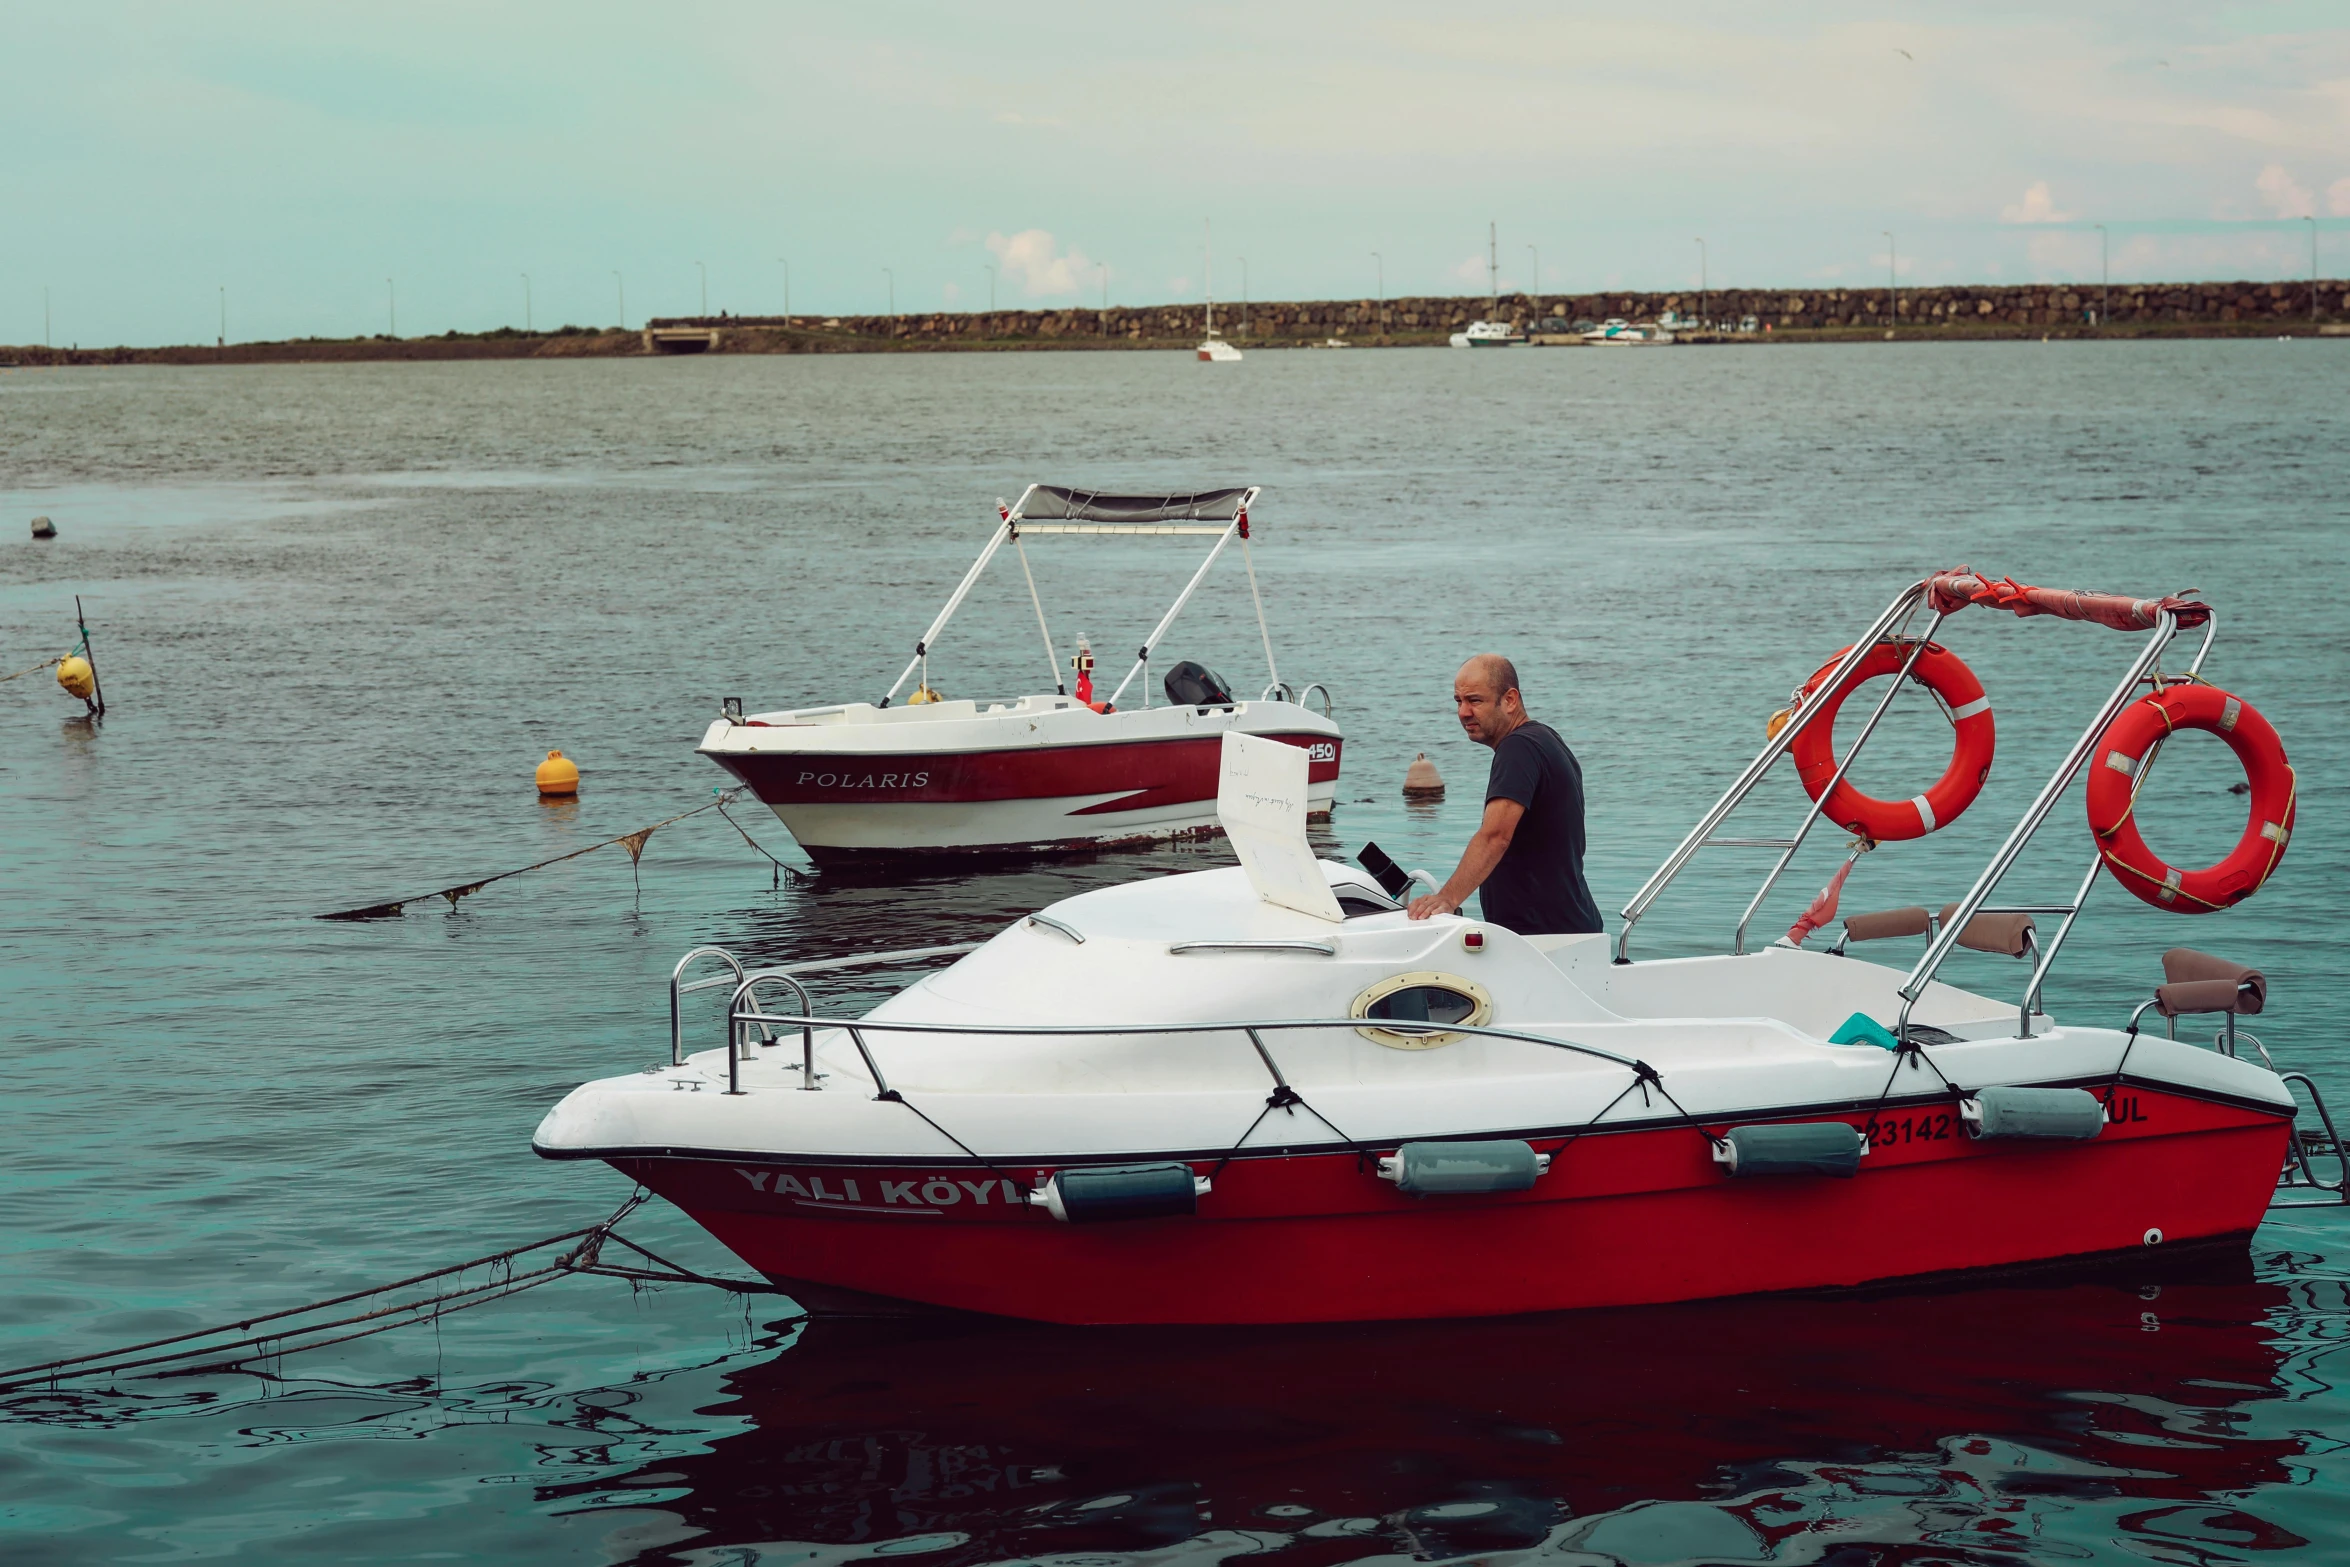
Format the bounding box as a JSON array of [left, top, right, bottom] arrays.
[[1458, 655, 1519, 702], [1453, 654, 1528, 746]]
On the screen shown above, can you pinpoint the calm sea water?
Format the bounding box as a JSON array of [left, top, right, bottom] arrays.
[[2, 343, 2347, 1564]]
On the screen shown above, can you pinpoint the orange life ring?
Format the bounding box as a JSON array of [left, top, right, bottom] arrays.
[[1788, 641, 1995, 843], [2085, 683, 2295, 912]]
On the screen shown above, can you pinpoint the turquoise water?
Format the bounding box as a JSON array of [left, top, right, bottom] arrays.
[[2, 343, 2347, 1563]]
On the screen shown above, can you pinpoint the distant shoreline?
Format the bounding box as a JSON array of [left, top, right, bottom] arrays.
[[5, 279, 2343, 366]]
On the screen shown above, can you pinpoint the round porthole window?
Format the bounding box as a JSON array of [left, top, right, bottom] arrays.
[[1351, 971, 1494, 1050]]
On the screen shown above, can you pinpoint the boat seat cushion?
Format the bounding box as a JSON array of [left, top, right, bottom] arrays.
[[1938, 904, 2035, 958], [1842, 906, 1930, 942], [2156, 948, 2266, 1016]]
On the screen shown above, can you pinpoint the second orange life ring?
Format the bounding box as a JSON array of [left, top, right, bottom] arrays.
[[1788, 641, 1996, 843], [2085, 682, 2295, 912]]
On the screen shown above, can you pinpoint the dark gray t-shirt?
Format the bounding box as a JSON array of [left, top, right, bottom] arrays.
[[1479, 720, 1603, 935]]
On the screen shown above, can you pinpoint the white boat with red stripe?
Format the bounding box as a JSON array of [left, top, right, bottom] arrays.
[[543, 576, 2334, 1326], [698, 485, 1340, 864]]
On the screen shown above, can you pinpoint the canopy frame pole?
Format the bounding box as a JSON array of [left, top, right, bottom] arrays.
[[1012, 530, 1063, 695], [881, 516, 1013, 706], [1729, 609, 1945, 954], [1241, 533, 1279, 694], [1106, 519, 1240, 708], [2017, 613, 2216, 1026], [1896, 611, 2182, 1039], [1614, 578, 1929, 961]]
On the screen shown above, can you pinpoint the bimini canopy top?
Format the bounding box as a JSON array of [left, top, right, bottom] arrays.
[[883, 484, 1277, 707], [1009, 484, 1257, 532]]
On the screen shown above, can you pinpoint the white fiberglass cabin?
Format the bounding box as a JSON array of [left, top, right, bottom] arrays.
[[698, 485, 1340, 865]]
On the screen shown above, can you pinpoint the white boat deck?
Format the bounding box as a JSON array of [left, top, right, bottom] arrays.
[[534, 862, 2291, 1164]]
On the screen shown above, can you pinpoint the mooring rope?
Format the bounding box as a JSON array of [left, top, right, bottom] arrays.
[[714, 792, 812, 887], [0, 652, 67, 684], [320, 788, 784, 919], [0, 1191, 788, 1393]]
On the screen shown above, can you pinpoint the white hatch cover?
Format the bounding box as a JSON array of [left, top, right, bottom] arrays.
[[1217, 731, 1343, 923]]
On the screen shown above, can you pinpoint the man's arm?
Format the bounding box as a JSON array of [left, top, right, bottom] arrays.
[[1408, 797, 1526, 919]]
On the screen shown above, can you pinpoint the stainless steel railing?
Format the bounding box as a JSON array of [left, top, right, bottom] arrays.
[[1896, 611, 2218, 1040], [1611, 575, 2227, 1049], [1615, 578, 1933, 961], [711, 1005, 1654, 1101], [668, 941, 987, 1093]]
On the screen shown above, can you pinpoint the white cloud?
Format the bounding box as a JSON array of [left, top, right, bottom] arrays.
[[941, 281, 961, 305], [2329, 176, 2350, 215], [984, 229, 1101, 298], [2255, 163, 2314, 217], [2000, 181, 2074, 223], [1450, 254, 1487, 283]]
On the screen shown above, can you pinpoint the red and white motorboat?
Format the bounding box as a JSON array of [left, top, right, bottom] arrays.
[[698, 484, 1337, 864], [542, 573, 2328, 1324]]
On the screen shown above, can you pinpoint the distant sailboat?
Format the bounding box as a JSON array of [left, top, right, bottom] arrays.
[[1199, 219, 1243, 362], [1449, 222, 1526, 347]]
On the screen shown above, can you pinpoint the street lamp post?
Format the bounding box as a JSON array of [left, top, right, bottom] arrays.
[[2095, 225, 2107, 328], [386, 278, 396, 338], [775, 259, 790, 320], [1881, 233, 1896, 330], [2309, 216, 2321, 328], [612, 271, 624, 331], [1237, 257, 1247, 334], [218, 285, 226, 347], [1694, 238, 1706, 327], [696, 260, 707, 317], [881, 267, 894, 320], [1526, 244, 1539, 307], [984, 263, 996, 313], [521, 273, 532, 333], [44, 285, 50, 348], [1370, 251, 1382, 337]]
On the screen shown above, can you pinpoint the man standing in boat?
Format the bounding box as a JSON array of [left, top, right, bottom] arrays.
[[1408, 655, 1604, 935]]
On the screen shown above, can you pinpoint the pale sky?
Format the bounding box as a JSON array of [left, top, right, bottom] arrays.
[[5, 1, 2346, 345]]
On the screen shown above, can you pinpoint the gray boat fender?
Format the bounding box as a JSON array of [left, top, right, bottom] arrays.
[[1960, 1086, 2107, 1141], [1713, 1122, 1869, 1178]]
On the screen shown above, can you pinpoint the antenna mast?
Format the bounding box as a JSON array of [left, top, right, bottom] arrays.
[[1205, 219, 1214, 335]]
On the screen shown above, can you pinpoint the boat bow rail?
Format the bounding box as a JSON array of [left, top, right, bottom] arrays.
[[661, 934, 1679, 1133], [718, 1008, 1659, 1097]]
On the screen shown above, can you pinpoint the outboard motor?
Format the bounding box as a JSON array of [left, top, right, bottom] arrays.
[[1162, 660, 1235, 707]]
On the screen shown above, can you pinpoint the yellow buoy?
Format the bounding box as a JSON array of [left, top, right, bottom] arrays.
[[1766, 707, 1794, 742], [908, 684, 946, 705], [535, 749, 580, 796], [57, 655, 94, 700], [1402, 752, 1445, 799]]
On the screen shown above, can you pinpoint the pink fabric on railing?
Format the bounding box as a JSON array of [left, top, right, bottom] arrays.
[[1926, 569, 2211, 630], [1785, 856, 1859, 947]]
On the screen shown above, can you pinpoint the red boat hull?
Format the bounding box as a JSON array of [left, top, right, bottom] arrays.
[[707, 729, 1342, 863], [615, 1082, 2291, 1325]]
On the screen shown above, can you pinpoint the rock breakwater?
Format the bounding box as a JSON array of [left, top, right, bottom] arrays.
[[656, 278, 2344, 349], [1, 280, 2340, 367]]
